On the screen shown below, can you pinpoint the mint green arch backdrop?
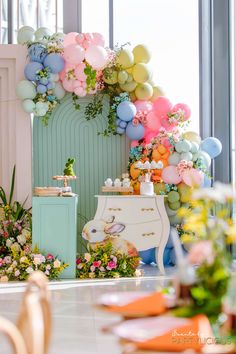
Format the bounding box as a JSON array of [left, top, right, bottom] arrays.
[[33, 94, 130, 251]]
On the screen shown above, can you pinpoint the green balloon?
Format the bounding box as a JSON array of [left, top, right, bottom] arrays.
[[17, 26, 35, 44], [168, 152, 180, 166], [165, 203, 177, 216], [169, 214, 183, 226], [22, 99, 36, 113], [169, 201, 181, 210], [53, 82, 66, 99], [168, 191, 180, 203], [16, 80, 37, 100]]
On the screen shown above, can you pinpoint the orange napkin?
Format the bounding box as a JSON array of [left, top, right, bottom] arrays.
[[106, 292, 166, 317], [130, 314, 213, 352]]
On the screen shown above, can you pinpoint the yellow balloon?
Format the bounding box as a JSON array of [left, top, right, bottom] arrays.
[[120, 81, 137, 92], [116, 48, 134, 69], [126, 73, 133, 83], [182, 131, 201, 144], [133, 44, 151, 63], [135, 83, 153, 100], [103, 70, 118, 85], [133, 63, 151, 83], [126, 67, 133, 74], [151, 86, 165, 102], [118, 70, 128, 84]]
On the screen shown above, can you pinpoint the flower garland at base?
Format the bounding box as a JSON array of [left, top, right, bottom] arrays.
[[76, 242, 141, 279]]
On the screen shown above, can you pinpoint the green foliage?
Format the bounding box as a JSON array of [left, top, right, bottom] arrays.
[[84, 65, 97, 92], [72, 93, 81, 111], [84, 95, 103, 121], [63, 157, 76, 176]]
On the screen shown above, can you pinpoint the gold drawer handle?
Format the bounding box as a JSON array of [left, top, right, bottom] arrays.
[[142, 232, 155, 237], [108, 208, 122, 211], [141, 208, 154, 211]]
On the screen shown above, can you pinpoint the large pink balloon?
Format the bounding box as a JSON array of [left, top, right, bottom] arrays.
[[182, 168, 204, 187], [153, 96, 172, 118], [64, 44, 85, 65], [162, 166, 182, 184], [172, 103, 191, 121], [64, 32, 78, 47], [92, 33, 105, 47], [146, 111, 161, 132], [62, 78, 74, 92], [143, 128, 157, 144], [134, 100, 153, 112], [74, 63, 86, 81], [85, 45, 108, 70]]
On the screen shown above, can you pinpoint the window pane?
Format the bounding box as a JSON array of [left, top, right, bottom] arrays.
[[81, 0, 109, 46], [113, 0, 199, 132], [0, 0, 8, 43]]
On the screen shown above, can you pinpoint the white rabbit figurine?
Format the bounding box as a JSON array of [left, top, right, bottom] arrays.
[[104, 178, 113, 187], [122, 177, 131, 188], [114, 178, 122, 187]]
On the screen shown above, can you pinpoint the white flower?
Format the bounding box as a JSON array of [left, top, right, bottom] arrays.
[[77, 263, 83, 269], [33, 254, 45, 265], [14, 270, 20, 277], [44, 270, 49, 276], [26, 267, 33, 274], [12, 261, 17, 267], [11, 242, 20, 252], [134, 269, 143, 277], [17, 234, 26, 246], [4, 256, 11, 264], [53, 259, 61, 268], [20, 256, 27, 263], [6, 239, 12, 248], [84, 253, 91, 262], [21, 229, 31, 240], [7, 267, 13, 273], [46, 265, 51, 270], [0, 276, 8, 282]]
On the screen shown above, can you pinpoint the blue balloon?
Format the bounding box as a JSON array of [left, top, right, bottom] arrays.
[[119, 120, 127, 129], [47, 82, 55, 90], [200, 137, 222, 158], [116, 126, 125, 135], [28, 44, 47, 63], [116, 118, 121, 126], [43, 53, 65, 74], [202, 174, 212, 188], [39, 77, 49, 85], [126, 122, 145, 140], [37, 84, 47, 94], [116, 101, 137, 122], [24, 61, 44, 81]]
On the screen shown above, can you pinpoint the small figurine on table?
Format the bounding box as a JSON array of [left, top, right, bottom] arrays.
[[63, 158, 76, 176], [53, 157, 77, 194]]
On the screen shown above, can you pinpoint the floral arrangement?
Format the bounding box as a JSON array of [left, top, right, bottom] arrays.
[[76, 242, 141, 279], [173, 182, 236, 322], [0, 166, 67, 282]]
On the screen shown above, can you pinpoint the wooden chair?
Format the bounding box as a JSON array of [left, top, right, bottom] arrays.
[[0, 271, 52, 354]]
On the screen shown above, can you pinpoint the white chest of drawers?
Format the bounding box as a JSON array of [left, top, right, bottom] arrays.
[[94, 195, 170, 274]]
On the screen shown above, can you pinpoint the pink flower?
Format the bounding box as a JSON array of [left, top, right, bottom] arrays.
[[46, 254, 54, 261], [106, 261, 117, 270], [76, 258, 82, 265], [99, 266, 105, 272], [0, 258, 4, 267], [188, 241, 214, 265], [93, 261, 101, 268], [3, 231, 8, 238], [90, 265, 96, 272], [132, 118, 139, 127]]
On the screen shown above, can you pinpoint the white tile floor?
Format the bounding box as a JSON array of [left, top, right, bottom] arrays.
[[0, 265, 176, 354]]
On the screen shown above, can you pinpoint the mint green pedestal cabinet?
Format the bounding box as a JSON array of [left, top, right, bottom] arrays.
[[32, 196, 78, 278]]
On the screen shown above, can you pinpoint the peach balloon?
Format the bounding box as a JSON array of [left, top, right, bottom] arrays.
[[182, 169, 204, 187], [162, 166, 182, 184], [152, 149, 161, 161], [62, 78, 74, 92], [130, 162, 141, 180], [64, 32, 78, 47], [134, 100, 153, 112], [131, 140, 139, 147], [64, 44, 85, 65], [74, 63, 86, 81], [161, 117, 177, 131]]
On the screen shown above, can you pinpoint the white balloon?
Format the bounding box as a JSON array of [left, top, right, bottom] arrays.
[[53, 82, 66, 100], [16, 80, 37, 100], [85, 45, 108, 70], [35, 27, 52, 40], [49, 73, 59, 82], [22, 99, 36, 113]]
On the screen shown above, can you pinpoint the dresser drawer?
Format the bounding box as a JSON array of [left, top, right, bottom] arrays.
[[121, 220, 163, 251], [101, 197, 161, 224]]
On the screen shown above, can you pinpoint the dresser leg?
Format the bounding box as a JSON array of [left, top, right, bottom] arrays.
[[156, 247, 165, 275]]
